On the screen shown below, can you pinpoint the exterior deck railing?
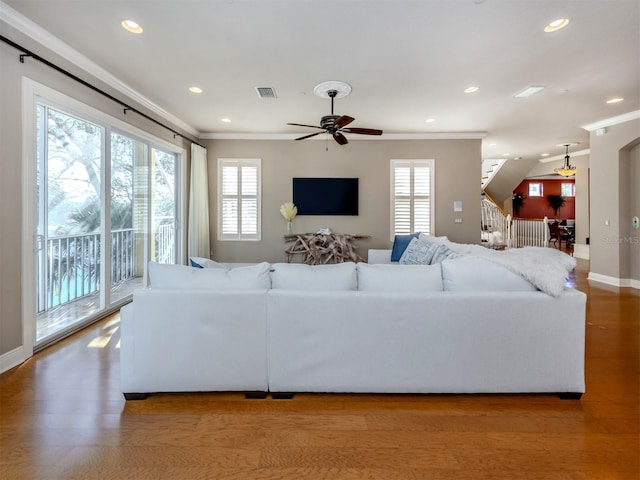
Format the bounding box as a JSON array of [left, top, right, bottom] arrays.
[[39, 225, 175, 313], [38, 230, 136, 313]]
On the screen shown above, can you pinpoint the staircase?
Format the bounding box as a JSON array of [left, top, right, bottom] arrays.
[[481, 193, 550, 249], [481, 158, 506, 190]]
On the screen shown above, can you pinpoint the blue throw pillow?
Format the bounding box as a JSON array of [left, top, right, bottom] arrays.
[[190, 259, 204, 268], [390, 232, 420, 262]]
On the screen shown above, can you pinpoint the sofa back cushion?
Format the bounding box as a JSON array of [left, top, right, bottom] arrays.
[[357, 263, 443, 292], [149, 261, 271, 290], [270, 262, 357, 291], [441, 257, 537, 292]]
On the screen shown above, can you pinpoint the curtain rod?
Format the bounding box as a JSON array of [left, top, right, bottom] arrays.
[[0, 34, 205, 149]]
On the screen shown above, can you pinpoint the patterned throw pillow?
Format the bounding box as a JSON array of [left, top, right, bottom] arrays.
[[399, 238, 458, 265]]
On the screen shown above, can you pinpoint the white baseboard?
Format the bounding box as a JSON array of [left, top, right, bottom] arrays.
[[572, 243, 589, 260], [588, 272, 640, 289], [0, 345, 28, 374]]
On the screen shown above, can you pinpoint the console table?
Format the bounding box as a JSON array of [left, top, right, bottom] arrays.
[[284, 233, 371, 265]]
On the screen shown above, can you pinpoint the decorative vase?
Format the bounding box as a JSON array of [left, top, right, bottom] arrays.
[[286, 220, 293, 235]]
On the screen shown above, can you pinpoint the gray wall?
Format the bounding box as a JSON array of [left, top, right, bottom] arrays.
[[589, 118, 640, 281], [205, 139, 482, 263], [0, 22, 194, 357]]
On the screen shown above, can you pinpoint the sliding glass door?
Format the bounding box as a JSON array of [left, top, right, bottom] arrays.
[[35, 102, 181, 346]]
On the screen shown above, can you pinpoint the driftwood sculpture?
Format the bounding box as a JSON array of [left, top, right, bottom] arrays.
[[284, 233, 370, 265]]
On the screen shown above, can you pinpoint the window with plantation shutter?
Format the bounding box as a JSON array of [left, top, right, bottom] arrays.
[[390, 159, 434, 240], [217, 158, 261, 240]]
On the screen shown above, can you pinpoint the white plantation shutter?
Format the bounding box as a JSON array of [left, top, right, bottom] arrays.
[[391, 160, 434, 239], [218, 159, 261, 240]]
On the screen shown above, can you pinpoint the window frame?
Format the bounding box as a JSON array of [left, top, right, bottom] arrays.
[[217, 158, 262, 241], [390, 159, 435, 241]]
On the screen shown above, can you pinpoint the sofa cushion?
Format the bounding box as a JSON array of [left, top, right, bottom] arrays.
[[149, 261, 271, 290], [357, 263, 443, 292], [399, 238, 459, 265], [367, 249, 393, 264], [390, 232, 420, 262], [270, 262, 357, 291], [441, 257, 537, 292]]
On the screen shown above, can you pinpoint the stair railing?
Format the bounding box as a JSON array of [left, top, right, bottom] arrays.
[[481, 193, 550, 249]]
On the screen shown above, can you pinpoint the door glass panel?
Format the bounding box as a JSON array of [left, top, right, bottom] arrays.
[[36, 106, 104, 343], [110, 133, 146, 305], [151, 147, 177, 264]]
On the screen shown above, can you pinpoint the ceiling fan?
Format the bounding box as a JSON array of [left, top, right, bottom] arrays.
[[287, 88, 383, 145]]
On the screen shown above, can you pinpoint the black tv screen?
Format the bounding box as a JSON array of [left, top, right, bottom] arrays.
[[293, 178, 359, 215]]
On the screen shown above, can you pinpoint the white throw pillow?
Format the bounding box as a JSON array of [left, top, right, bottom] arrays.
[[270, 262, 357, 291], [441, 257, 537, 292], [189, 256, 212, 268], [149, 261, 271, 289], [357, 263, 443, 292]]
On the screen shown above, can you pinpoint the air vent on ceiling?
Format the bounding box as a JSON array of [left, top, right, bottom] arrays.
[[255, 87, 277, 99]]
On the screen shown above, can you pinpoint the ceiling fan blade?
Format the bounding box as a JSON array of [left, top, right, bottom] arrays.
[[334, 115, 355, 128], [295, 131, 324, 141], [287, 123, 324, 129], [333, 131, 349, 145], [341, 127, 383, 136]]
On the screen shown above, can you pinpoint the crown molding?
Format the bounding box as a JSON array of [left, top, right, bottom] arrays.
[[538, 148, 590, 163], [582, 110, 640, 132], [0, 1, 199, 137], [199, 132, 487, 141]]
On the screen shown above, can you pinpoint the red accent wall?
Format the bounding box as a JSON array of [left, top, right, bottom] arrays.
[[512, 179, 575, 220]]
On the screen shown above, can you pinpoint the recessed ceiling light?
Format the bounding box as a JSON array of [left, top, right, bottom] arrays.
[[221, 118, 231, 123], [464, 86, 479, 94], [488, 143, 497, 146], [121, 20, 143, 34], [502, 153, 510, 157], [606, 97, 624, 104], [541, 153, 550, 157], [514, 85, 545, 98], [544, 18, 570, 33], [189, 86, 203, 94], [425, 118, 436, 123]]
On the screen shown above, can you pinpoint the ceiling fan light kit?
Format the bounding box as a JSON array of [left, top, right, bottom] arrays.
[[287, 80, 383, 146]]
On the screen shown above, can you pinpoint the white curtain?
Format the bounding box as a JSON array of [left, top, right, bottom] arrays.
[[188, 143, 210, 259]]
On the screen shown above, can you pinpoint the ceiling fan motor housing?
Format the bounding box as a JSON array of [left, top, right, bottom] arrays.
[[321, 115, 340, 132]]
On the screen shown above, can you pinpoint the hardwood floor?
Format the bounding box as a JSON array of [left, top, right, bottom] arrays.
[[1, 259, 638, 479]]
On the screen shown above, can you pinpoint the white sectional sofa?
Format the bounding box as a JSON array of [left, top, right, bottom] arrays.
[[120, 255, 586, 400]]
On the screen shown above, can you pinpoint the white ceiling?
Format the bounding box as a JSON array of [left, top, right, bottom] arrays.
[[3, 0, 638, 161]]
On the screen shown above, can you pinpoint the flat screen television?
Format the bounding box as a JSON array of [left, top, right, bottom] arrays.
[[293, 177, 359, 215]]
